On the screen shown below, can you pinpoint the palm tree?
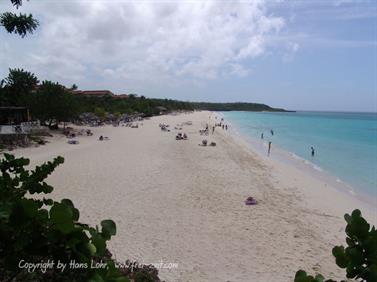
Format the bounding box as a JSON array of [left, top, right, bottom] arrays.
[[0, 0, 39, 37]]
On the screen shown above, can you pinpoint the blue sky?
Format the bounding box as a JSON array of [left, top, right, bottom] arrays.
[[247, 0, 377, 111], [0, 0, 376, 111]]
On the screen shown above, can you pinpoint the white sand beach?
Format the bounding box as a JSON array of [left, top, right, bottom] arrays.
[[10, 111, 377, 282]]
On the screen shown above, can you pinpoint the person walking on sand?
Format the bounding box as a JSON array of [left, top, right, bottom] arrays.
[[212, 126, 215, 134], [225, 124, 228, 130], [311, 146, 315, 157], [268, 141, 272, 156]]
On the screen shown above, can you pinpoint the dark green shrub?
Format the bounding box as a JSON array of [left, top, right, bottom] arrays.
[[295, 209, 377, 282], [294, 270, 337, 282], [0, 153, 160, 281]]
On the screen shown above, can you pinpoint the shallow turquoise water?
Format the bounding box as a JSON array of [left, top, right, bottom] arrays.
[[222, 111, 377, 197]]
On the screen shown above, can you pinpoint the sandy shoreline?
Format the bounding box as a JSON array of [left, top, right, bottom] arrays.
[[8, 111, 377, 282]]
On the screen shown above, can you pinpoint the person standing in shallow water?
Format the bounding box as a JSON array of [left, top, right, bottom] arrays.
[[261, 133, 264, 139], [311, 146, 315, 157], [268, 141, 272, 156]]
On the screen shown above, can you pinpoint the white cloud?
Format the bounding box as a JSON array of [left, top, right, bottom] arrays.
[[0, 0, 285, 93], [282, 42, 299, 62], [229, 63, 250, 77]]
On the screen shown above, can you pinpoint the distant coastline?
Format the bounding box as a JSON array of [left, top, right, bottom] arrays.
[[190, 101, 293, 112]]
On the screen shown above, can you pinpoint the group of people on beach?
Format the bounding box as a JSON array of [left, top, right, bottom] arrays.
[[213, 123, 228, 131], [210, 117, 229, 134], [64, 128, 96, 145], [160, 122, 190, 141], [261, 129, 315, 157], [176, 132, 188, 140], [159, 123, 170, 132]]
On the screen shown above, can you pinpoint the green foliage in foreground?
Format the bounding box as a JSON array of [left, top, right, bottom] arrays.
[[0, 154, 159, 281], [295, 209, 377, 282]]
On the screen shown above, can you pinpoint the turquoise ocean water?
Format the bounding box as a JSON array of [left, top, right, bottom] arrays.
[[222, 111, 377, 198]]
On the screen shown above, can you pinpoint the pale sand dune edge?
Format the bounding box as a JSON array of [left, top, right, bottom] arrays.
[[10, 111, 376, 282]]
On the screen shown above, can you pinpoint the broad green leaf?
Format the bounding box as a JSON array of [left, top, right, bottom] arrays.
[[347, 247, 364, 265], [20, 198, 38, 218], [50, 203, 74, 234], [85, 242, 97, 256], [101, 219, 116, 239], [351, 209, 361, 217], [62, 198, 80, 220], [344, 213, 352, 224], [332, 246, 345, 257], [92, 234, 106, 255]]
